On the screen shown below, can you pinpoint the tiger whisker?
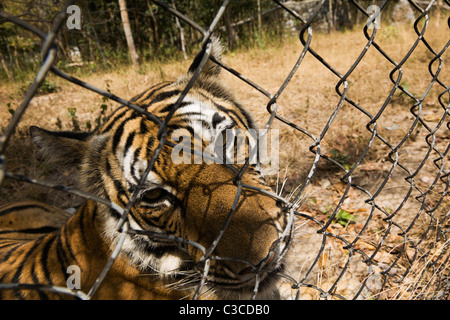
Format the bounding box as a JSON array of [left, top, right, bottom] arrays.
[[277, 165, 290, 197]]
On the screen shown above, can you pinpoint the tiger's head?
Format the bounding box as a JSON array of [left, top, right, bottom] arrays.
[[30, 38, 292, 299]]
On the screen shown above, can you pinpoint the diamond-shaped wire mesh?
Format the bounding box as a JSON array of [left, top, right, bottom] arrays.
[[0, 0, 448, 300]]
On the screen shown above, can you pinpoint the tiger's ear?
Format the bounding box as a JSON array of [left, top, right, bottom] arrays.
[[188, 35, 223, 77], [30, 126, 92, 167]]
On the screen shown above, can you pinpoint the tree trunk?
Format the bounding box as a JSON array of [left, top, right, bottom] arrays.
[[328, 0, 334, 32], [86, 6, 108, 66], [118, 0, 140, 70], [147, 0, 160, 52], [172, 0, 187, 60], [257, 0, 262, 34], [224, 7, 235, 49], [0, 52, 12, 81]]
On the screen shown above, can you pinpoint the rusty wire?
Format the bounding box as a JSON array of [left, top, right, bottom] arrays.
[[0, 0, 449, 300]]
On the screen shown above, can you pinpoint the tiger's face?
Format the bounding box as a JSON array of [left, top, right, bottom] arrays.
[[31, 39, 292, 299]]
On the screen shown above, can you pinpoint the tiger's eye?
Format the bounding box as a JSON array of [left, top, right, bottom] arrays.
[[142, 189, 164, 201]]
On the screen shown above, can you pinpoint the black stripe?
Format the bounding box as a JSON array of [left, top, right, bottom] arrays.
[[11, 239, 42, 299], [131, 147, 142, 184], [152, 246, 169, 259], [141, 82, 172, 103], [146, 135, 155, 155], [108, 206, 121, 220], [124, 131, 136, 152], [90, 203, 98, 227], [139, 117, 150, 134], [30, 261, 48, 299], [113, 179, 128, 206], [213, 102, 249, 130], [160, 101, 192, 114], [101, 107, 128, 133], [145, 89, 181, 107], [129, 84, 160, 103], [112, 120, 125, 153], [174, 125, 195, 138], [172, 111, 203, 119], [0, 226, 58, 235], [0, 204, 47, 217], [60, 225, 77, 265], [2, 243, 22, 261], [233, 101, 255, 129], [41, 236, 55, 285], [0, 242, 19, 250], [105, 157, 113, 176], [77, 211, 89, 251], [56, 233, 69, 279], [212, 112, 226, 129], [105, 159, 128, 212]]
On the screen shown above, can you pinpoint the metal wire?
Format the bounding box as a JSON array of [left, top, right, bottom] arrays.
[[0, 0, 448, 300]]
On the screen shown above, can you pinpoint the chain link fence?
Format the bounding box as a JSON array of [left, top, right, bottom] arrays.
[[0, 0, 449, 300]]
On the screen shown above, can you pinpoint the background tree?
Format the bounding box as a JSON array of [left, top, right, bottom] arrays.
[[0, 0, 442, 82], [118, 0, 140, 70]]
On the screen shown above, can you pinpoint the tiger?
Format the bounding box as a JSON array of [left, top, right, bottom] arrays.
[[0, 37, 292, 300], [0, 201, 71, 241]]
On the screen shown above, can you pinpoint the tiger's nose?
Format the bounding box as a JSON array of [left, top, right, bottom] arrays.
[[238, 246, 281, 276]]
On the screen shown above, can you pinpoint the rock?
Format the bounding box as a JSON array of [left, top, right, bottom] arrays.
[[283, 0, 330, 33], [319, 178, 331, 189], [420, 175, 435, 184], [391, 0, 416, 24]]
